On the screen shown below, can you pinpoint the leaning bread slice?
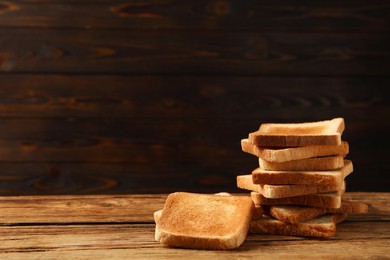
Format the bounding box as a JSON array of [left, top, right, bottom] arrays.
[[251, 191, 344, 208], [252, 160, 353, 186], [241, 139, 349, 162], [154, 209, 163, 223], [155, 192, 253, 250], [250, 214, 342, 237], [259, 155, 344, 171], [265, 200, 368, 224], [237, 174, 345, 198], [248, 118, 344, 147]]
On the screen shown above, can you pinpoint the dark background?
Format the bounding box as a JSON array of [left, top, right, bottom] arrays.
[[0, 1, 389, 195]]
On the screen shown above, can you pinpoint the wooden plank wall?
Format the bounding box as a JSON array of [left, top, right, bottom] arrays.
[[0, 0, 389, 195]]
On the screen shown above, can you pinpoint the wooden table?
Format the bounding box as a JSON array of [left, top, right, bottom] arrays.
[[1, 192, 389, 259]]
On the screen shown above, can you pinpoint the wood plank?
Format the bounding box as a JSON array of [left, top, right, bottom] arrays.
[[0, 1, 388, 32], [0, 116, 388, 194], [0, 30, 388, 75], [0, 118, 387, 168], [0, 160, 388, 195], [0, 194, 167, 224], [0, 193, 388, 224], [0, 118, 387, 161], [0, 193, 389, 258], [1, 222, 389, 258], [0, 162, 241, 195], [0, 75, 388, 119]]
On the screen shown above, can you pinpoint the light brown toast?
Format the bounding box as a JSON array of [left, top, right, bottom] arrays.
[[248, 118, 345, 147], [250, 214, 344, 237], [264, 200, 368, 224], [241, 139, 349, 162], [251, 191, 344, 209], [252, 160, 353, 186], [259, 155, 345, 171], [237, 174, 345, 198], [155, 192, 254, 250]]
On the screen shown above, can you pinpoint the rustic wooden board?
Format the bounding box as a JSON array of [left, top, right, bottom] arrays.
[[0, 194, 167, 224], [0, 192, 388, 224], [0, 30, 388, 75], [0, 1, 389, 196], [0, 161, 389, 195], [0, 75, 388, 119], [1, 222, 389, 258], [0, 193, 389, 259], [0, 1, 388, 32], [0, 115, 388, 194]]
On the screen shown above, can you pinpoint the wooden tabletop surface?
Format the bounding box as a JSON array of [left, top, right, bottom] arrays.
[[1, 192, 389, 259]]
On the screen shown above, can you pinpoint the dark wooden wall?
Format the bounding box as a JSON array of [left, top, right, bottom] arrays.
[[0, 1, 389, 195]]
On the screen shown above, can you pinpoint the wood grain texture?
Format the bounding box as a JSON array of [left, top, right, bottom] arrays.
[[0, 116, 388, 194], [0, 161, 388, 195], [0, 30, 388, 75], [0, 1, 389, 195], [0, 192, 387, 224], [0, 75, 388, 119], [0, 1, 388, 32], [0, 193, 389, 258]]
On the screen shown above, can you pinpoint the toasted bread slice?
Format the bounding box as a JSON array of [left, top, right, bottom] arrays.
[[154, 209, 163, 223], [251, 191, 344, 208], [237, 174, 345, 198], [252, 204, 264, 221], [265, 200, 368, 224], [252, 160, 353, 186], [258, 155, 345, 171], [250, 214, 342, 237], [241, 139, 349, 162], [155, 192, 253, 250], [248, 118, 344, 147]]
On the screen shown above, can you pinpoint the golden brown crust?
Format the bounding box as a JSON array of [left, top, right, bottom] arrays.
[[251, 160, 353, 186], [251, 191, 343, 208], [155, 192, 254, 250], [241, 139, 349, 162], [237, 174, 345, 198], [250, 214, 338, 237], [258, 155, 345, 171], [248, 118, 344, 147], [264, 200, 367, 224]]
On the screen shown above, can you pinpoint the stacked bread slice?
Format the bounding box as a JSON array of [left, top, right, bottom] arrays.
[[238, 118, 367, 237]]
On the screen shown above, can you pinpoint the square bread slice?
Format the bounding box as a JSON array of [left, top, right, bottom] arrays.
[[258, 155, 345, 171], [241, 139, 349, 162], [250, 214, 345, 237], [264, 200, 368, 224], [251, 191, 344, 208], [252, 160, 353, 186], [237, 174, 345, 198], [248, 118, 345, 147], [155, 192, 254, 250]]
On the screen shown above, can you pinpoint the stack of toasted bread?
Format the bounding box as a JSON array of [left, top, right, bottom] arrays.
[[154, 118, 368, 250], [238, 118, 367, 237]]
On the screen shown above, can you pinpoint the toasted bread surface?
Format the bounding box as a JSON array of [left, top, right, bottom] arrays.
[[250, 214, 338, 237], [251, 191, 343, 208], [237, 174, 345, 198], [241, 139, 349, 162], [252, 160, 353, 186], [156, 192, 253, 250], [259, 155, 344, 171], [248, 118, 344, 147], [253, 199, 367, 224]]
